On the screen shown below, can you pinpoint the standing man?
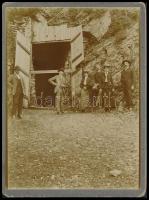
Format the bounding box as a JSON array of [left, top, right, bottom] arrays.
[[48, 68, 66, 114], [94, 65, 103, 108], [88, 70, 96, 111], [12, 66, 26, 119], [102, 65, 114, 111], [120, 60, 134, 110]]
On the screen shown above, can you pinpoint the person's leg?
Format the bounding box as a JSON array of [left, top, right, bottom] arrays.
[[98, 90, 103, 109], [122, 87, 128, 109], [103, 87, 109, 111], [92, 89, 98, 109], [55, 92, 61, 114], [18, 93, 23, 118], [88, 89, 94, 111], [12, 94, 18, 118], [60, 93, 64, 113], [107, 88, 111, 111], [100, 90, 104, 109], [126, 87, 132, 109], [110, 91, 116, 110], [80, 88, 86, 112]]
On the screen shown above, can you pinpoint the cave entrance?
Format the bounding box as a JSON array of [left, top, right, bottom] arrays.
[[32, 41, 71, 108]]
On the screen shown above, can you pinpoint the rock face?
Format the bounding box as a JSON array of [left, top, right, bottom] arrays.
[[6, 8, 140, 111], [83, 11, 111, 40]]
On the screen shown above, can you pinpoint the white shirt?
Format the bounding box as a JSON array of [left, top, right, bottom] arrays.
[[105, 72, 108, 82], [84, 76, 88, 85]]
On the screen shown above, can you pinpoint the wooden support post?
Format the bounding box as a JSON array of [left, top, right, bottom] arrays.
[[30, 70, 58, 74]]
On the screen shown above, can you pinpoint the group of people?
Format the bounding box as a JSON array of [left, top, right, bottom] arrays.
[[79, 60, 134, 113], [48, 59, 134, 114], [11, 60, 134, 118], [80, 64, 115, 112]]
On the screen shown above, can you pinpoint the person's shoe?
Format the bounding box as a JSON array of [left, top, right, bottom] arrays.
[[91, 107, 94, 112], [125, 107, 130, 112], [17, 115, 22, 119], [12, 115, 16, 119]]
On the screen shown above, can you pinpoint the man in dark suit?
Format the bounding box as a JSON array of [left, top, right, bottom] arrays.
[[120, 60, 134, 110], [102, 65, 115, 111], [94, 65, 103, 108], [88, 70, 96, 110], [12, 66, 26, 119]]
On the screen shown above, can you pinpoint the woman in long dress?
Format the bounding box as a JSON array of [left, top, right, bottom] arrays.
[[80, 71, 91, 112]]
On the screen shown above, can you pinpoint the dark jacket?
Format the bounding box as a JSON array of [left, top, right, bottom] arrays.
[[80, 75, 94, 89], [95, 71, 103, 89], [99, 71, 113, 89], [12, 73, 26, 95], [121, 68, 134, 89]]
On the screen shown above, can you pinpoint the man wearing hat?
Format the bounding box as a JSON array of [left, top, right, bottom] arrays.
[[120, 60, 134, 110], [48, 68, 66, 114], [12, 66, 26, 119], [102, 64, 115, 111]]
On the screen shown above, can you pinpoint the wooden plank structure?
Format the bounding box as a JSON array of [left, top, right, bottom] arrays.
[[14, 13, 84, 108], [15, 30, 31, 107]]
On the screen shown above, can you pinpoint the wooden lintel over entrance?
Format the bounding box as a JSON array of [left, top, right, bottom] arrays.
[[32, 39, 71, 45], [31, 70, 58, 74]]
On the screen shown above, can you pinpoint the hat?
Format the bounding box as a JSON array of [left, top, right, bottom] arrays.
[[8, 63, 12, 66], [122, 60, 131, 66], [103, 65, 110, 69], [58, 68, 64, 72], [14, 65, 21, 71]]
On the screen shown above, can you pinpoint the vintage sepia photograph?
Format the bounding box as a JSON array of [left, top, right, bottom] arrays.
[[2, 2, 146, 197]]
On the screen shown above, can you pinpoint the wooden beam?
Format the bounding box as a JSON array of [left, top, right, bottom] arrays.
[[32, 39, 71, 45], [20, 68, 30, 77], [71, 32, 81, 43], [72, 53, 82, 63], [30, 70, 58, 74], [17, 41, 30, 55]]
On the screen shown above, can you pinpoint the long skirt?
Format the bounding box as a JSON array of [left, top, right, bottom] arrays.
[[80, 88, 89, 111]]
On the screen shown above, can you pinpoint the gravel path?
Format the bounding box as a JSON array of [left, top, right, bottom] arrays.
[[7, 109, 139, 189]]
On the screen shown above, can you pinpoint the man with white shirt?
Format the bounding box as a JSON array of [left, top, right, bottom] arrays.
[[12, 66, 26, 119]]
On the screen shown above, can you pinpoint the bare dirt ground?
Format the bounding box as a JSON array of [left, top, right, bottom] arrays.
[[7, 109, 139, 189]]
